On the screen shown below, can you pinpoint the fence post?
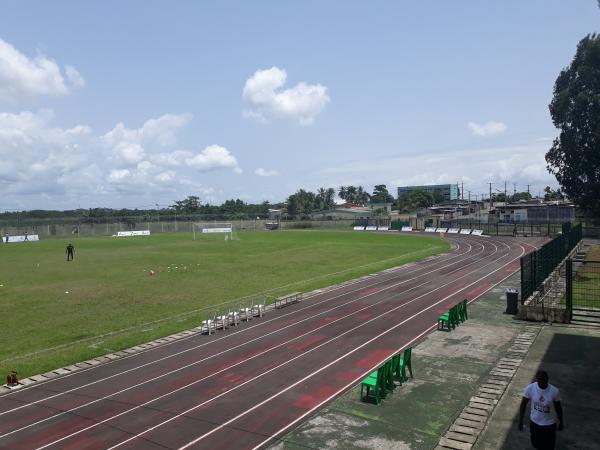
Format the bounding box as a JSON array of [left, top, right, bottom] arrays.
[[566, 259, 573, 323]]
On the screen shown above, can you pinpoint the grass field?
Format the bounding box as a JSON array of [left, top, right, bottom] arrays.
[[0, 230, 448, 378]]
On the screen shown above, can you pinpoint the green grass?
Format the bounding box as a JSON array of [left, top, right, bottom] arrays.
[[0, 230, 448, 377]]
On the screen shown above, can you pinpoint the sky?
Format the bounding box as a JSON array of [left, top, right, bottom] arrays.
[[0, 1, 598, 210]]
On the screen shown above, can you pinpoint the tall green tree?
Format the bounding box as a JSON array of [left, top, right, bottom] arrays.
[[286, 189, 317, 217], [170, 195, 202, 213], [397, 189, 434, 212], [316, 187, 336, 209], [370, 184, 394, 204], [355, 186, 370, 206], [546, 34, 600, 216]]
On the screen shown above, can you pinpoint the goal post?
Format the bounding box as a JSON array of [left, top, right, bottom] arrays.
[[192, 222, 234, 241]]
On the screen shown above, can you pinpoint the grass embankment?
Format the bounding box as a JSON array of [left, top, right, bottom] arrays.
[[0, 230, 448, 377]]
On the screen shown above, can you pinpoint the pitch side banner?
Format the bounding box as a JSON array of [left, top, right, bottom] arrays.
[[202, 227, 232, 233], [117, 230, 151, 237], [3, 235, 40, 243]]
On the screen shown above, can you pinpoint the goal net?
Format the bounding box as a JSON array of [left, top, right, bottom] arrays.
[[193, 222, 235, 241]]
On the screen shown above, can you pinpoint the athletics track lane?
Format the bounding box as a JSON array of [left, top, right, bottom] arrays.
[[0, 236, 545, 449]]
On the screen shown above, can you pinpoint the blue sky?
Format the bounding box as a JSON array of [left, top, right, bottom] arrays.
[[0, 1, 598, 210]]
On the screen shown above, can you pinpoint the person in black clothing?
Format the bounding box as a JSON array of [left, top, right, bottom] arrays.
[[66, 243, 74, 261], [3, 233, 8, 243], [24, 231, 29, 241]]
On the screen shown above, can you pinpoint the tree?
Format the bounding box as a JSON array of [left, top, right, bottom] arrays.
[[494, 193, 507, 203], [355, 186, 370, 206], [512, 191, 532, 202], [397, 189, 434, 212], [546, 34, 600, 216], [543, 186, 565, 202], [316, 187, 336, 210], [286, 189, 317, 217], [170, 195, 202, 213], [371, 184, 394, 204]]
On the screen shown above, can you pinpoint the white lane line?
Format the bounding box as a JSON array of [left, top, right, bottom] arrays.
[[250, 241, 529, 450], [0, 240, 483, 439], [27, 241, 498, 449], [0, 239, 476, 414], [90, 240, 510, 450]]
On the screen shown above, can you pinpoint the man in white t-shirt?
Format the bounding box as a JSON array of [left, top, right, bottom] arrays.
[[518, 370, 564, 449]]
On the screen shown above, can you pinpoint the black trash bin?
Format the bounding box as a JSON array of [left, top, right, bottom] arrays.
[[506, 288, 519, 314]]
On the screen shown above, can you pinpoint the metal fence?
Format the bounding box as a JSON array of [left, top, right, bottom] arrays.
[[520, 223, 582, 302], [440, 220, 565, 236], [0, 218, 362, 239]]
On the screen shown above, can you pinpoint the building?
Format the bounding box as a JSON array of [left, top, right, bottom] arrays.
[[495, 202, 575, 224], [398, 184, 459, 202]]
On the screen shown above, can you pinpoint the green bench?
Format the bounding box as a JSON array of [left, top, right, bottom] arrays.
[[438, 299, 468, 331]]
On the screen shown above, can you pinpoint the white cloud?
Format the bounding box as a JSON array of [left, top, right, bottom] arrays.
[[467, 121, 507, 137], [0, 38, 84, 101], [243, 67, 329, 125], [155, 171, 176, 183], [102, 114, 192, 148], [255, 168, 279, 177], [0, 110, 244, 208], [108, 169, 130, 183], [184, 145, 241, 172], [113, 142, 145, 164]]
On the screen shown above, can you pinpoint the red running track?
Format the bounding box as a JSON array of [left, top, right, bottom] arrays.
[[0, 235, 546, 450]]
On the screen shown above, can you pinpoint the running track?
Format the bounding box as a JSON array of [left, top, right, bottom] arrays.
[[0, 235, 546, 450]]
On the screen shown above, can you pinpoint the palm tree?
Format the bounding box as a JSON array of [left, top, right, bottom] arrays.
[[346, 186, 358, 203], [325, 188, 336, 209], [356, 186, 370, 206], [338, 186, 347, 202]]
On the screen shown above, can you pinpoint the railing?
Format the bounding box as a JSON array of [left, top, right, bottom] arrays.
[[520, 223, 582, 303]]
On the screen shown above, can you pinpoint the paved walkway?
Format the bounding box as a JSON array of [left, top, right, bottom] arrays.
[[270, 270, 600, 450], [475, 323, 600, 449]]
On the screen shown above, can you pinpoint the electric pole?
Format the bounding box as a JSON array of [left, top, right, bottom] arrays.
[[488, 182, 493, 208]]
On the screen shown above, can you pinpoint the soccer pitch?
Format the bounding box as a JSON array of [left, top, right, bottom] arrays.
[[0, 230, 449, 377]]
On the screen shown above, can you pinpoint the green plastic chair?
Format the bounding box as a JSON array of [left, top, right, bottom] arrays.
[[383, 359, 395, 392], [399, 347, 413, 381], [391, 353, 403, 385], [461, 299, 468, 321], [438, 306, 458, 331], [360, 364, 388, 404]]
